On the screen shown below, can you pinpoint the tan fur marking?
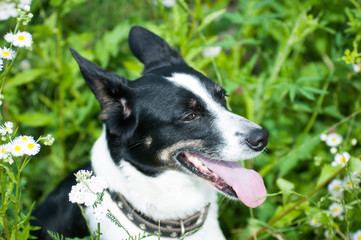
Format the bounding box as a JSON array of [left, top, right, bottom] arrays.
[[188, 99, 197, 109], [158, 140, 204, 162], [144, 136, 152, 148]]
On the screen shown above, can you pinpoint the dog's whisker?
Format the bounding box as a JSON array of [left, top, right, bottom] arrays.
[[127, 139, 146, 149]]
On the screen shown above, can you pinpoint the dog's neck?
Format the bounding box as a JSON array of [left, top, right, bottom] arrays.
[[91, 129, 217, 220]]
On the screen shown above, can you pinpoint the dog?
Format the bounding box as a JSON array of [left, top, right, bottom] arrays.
[[31, 26, 268, 240]]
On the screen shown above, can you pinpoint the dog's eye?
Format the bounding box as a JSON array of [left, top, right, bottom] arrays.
[[183, 113, 199, 122]]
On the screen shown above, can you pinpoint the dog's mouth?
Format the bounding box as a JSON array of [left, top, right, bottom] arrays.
[[176, 152, 267, 208]]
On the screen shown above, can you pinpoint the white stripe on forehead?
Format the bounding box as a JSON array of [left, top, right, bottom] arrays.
[[166, 72, 262, 161], [165, 73, 220, 112]]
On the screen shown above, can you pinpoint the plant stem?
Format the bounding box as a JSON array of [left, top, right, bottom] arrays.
[[56, 2, 67, 176], [78, 204, 94, 240], [294, 75, 331, 148], [96, 222, 101, 240], [183, 0, 201, 56], [156, 0, 169, 32], [0, 167, 10, 239], [107, 210, 134, 240], [14, 158, 24, 240]]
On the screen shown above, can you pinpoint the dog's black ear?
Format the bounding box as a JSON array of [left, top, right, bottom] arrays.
[[70, 48, 137, 139], [129, 26, 185, 73]]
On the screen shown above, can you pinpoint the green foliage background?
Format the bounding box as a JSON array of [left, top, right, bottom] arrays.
[[1, 0, 361, 239]]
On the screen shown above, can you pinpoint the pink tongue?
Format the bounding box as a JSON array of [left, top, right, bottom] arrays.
[[198, 157, 267, 208]]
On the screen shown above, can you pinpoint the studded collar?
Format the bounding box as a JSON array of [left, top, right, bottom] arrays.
[[107, 190, 210, 238]]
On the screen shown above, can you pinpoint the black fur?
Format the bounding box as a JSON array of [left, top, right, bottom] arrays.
[[128, 26, 185, 73], [31, 164, 91, 239]]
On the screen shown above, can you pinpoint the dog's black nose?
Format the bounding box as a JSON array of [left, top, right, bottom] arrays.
[[246, 128, 269, 151]]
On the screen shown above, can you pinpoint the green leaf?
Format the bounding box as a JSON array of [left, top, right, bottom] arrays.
[[5, 69, 48, 88], [323, 105, 345, 119], [277, 178, 295, 205], [289, 85, 297, 102], [19, 223, 30, 240], [198, 9, 226, 32], [277, 178, 295, 192], [223, 11, 243, 24], [298, 87, 315, 100], [349, 157, 361, 174], [49, 0, 62, 6], [316, 164, 343, 187], [269, 202, 307, 228], [15, 112, 56, 127], [0, 164, 17, 183]]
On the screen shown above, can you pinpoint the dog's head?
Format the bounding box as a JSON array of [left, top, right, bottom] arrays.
[[71, 26, 268, 208]]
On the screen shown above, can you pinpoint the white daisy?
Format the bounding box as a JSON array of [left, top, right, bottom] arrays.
[[202, 46, 222, 58], [0, 121, 14, 136], [320, 133, 327, 141], [4, 33, 15, 43], [154, 0, 176, 8], [352, 230, 361, 240], [9, 139, 25, 157], [325, 229, 336, 238], [326, 133, 343, 147], [162, 0, 176, 7], [12, 31, 33, 48], [327, 179, 344, 198], [0, 144, 10, 159], [330, 147, 337, 154], [20, 137, 40, 156], [351, 138, 357, 146], [16, 135, 35, 142], [309, 219, 321, 227], [343, 172, 360, 189], [0, 47, 16, 60], [353, 62, 361, 73], [0, 2, 18, 21], [331, 152, 351, 167], [329, 202, 344, 219], [20, 59, 31, 71]]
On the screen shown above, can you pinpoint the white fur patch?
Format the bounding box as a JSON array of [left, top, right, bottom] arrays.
[[166, 73, 262, 161], [88, 129, 225, 239]]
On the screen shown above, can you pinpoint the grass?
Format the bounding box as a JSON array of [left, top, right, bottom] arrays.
[[0, 0, 361, 239]]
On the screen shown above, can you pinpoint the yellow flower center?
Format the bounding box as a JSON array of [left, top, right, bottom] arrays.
[[3, 51, 9, 56], [340, 157, 346, 163], [347, 180, 354, 188], [4, 127, 8, 131], [28, 143, 34, 149], [332, 138, 337, 142], [14, 146, 21, 152], [334, 185, 340, 190], [314, 220, 319, 224], [358, 236, 361, 240], [1, 148, 5, 154], [333, 208, 340, 213], [18, 36, 25, 41], [359, 65, 361, 71], [21, 137, 28, 141]]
